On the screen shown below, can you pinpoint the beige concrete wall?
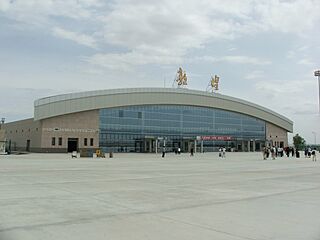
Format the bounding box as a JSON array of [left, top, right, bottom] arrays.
[[266, 122, 288, 147], [0, 127, 5, 153], [41, 110, 99, 152], [0, 128, 5, 141], [3, 118, 42, 152]]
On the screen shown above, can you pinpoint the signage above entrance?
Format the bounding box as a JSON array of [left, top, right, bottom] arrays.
[[201, 136, 233, 141]]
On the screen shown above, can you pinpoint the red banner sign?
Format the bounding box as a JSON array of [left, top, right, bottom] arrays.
[[201, 136, 233, 141]]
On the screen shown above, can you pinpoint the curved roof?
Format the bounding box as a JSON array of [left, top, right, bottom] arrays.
[[34, 88, 293, 132]]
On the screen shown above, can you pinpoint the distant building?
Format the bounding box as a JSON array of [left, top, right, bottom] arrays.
[[0, 122, 6, 154], [4, 88, 293, 153]]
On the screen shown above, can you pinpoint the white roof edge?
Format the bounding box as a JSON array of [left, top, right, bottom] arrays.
[[34, 87, 293, 124]]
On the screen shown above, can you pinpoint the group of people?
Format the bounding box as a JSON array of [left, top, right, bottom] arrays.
[[263, 146, 317, 161], [262, 146, 298, 160], [162, 145, 317, 161], [174, 147, 182, 155], [304, 147, 317, 161], [165, 147, 195, 157]]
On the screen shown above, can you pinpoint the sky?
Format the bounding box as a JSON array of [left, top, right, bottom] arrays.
[[0, 0, 319, 144]]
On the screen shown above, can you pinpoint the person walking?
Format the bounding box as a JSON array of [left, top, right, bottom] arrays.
[[190, 148, 194, 156], [162, 147, 166, 158], [222, 147, 226, 158], [304, 148, 308, 158], [285, 147, 290, 157], [308, 147, 312, 158], [262, 147, 267, 160], [312, 148, 316, 161], [266, 147, 270, 158], [291, 147, 295, 157], [271, 146, 276, 160]]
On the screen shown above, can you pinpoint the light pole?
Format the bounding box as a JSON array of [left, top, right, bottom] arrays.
[[315, 70, 320, 114], [312, 131, 317, 145]]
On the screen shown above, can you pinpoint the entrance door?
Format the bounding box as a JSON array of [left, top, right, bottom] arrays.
[[237, 144, 242, 152], [183, 141, 188, 152], [26, 140, 30, 152], [172, 141, 180, 152], [250, 141, 254, 152], [182, 140, 194, 152], [67, 138, 78, 152], [255, 142, 261, 151], [142, 139, 157, 153], [134, 140, 142, 152]]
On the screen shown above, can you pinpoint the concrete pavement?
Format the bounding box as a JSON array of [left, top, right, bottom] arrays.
[[0, 152, 319, 240]]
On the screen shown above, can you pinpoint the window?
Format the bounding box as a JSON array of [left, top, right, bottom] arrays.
[[90, 138, 94, 146], [58, 137, 62, 146], [51, 137, 56, 146], [98, 105, 266, 152], [84, 138, 88, 146]]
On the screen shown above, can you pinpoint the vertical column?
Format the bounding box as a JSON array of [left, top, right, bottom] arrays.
[[242, 141, 245, 152], [155, 139, 158, 154], [144, 141, 147, 153], [149, 140, 152, 153], [248, 141, 250, 152], [194, 140, 197, 153], [253, 140, 256, 152], [201, 140, 203, 153]]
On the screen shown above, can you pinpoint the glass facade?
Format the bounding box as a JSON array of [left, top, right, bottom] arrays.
[[99, 105, 266, 153]]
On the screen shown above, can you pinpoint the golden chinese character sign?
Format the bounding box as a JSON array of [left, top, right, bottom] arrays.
[[210, 75, 220, 92], [176, 67, 187, 87]]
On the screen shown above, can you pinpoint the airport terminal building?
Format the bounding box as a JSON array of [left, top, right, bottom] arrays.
[[3, 88, 293, 153]]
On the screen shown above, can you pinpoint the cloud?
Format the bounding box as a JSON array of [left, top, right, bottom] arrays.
[[255, 79, 314, 94], [0, 0, 11, 11], [253, 78, 318, 118], [52, 27, 97, 48], [255, 0, 320, 34], [85, 48, 183, 70], [191, 55, 271, 66], [220, 56, 271, 65], [297, 58, 315, 66], [245, 70, 265, 80], [1, 0, 319, 70], [0, 87, 60, 122], [85, 53, 272, 70], [0, 0, 101, 20]]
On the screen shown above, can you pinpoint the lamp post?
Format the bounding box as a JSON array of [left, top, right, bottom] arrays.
[[315, 70, 320, 114]]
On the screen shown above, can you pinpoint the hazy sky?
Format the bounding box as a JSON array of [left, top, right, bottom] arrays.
[[0, 0, 319, 143]]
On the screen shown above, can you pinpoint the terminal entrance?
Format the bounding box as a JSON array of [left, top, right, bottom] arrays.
[[182, 140, 195, 152], [134, 138, 157, 153], [135, 137, 197, 153], [67, 138, 78, 152], [143, 138, 157, 153], [26, 140, 30, 152], [127, 137, 264, 153]]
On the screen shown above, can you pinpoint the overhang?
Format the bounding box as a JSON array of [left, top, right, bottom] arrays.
[[34, 88, 293, 132]]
